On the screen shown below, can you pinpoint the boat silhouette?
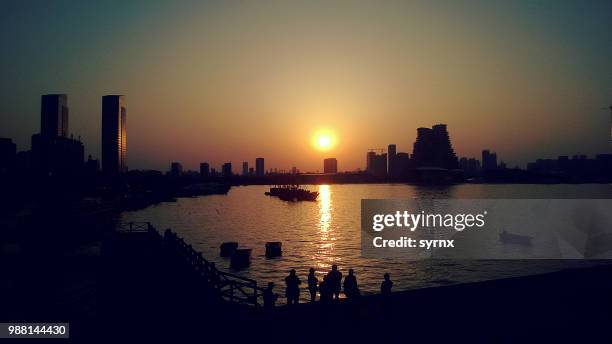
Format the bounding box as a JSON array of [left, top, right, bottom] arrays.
[[265, 184, 318, 202]]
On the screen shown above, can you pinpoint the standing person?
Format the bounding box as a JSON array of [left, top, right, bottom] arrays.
[[285, 269, 301, 305], [319, 275, 333, 304], [327, 265, 343, 300], [263, 282, 278, 310], [381, 273, 393, 295], [343, 269, 360, 299], [307, 268, 318, 302]]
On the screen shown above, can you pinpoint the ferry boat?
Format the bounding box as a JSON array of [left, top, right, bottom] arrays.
[[265, 184, 318, 202]]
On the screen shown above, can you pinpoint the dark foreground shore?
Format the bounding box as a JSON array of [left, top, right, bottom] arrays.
[[3, 229, 612, 343]]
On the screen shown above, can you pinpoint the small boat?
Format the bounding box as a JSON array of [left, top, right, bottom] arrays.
[[500, 230, 532, 246], [265, 184, 318, 202]]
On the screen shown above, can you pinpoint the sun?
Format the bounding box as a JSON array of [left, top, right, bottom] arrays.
[[312, 130, 336, 151], [318, 135, 332, 148]]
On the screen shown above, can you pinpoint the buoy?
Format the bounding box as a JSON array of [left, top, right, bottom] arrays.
[[220, 242, 238, 257], [231, 249, 252, 268], [265, 242, 282, 258]]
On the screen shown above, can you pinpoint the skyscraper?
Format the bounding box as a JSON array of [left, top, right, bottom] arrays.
[[366, 151, 387, 177], [482, 150, 498, 171], [222, 162, 232, 177], [388, 144, 397, 177], [242, 161, 249, 176], [324, 158, 338, 173], [33, 94, 84, 175], [41, 94, 68, 138], [200, 162, 210, 177], [102, 95, 127, 175], [412, 124, 458, 170], [255, 157, 264, 177]]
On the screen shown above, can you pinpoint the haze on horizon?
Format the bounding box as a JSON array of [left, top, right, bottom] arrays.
[[0, 0, 611, 172]]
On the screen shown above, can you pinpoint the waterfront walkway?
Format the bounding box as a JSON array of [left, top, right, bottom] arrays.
[[84, 223, 612, 342]]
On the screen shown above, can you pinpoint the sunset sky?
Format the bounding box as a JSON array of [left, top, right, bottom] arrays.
[[0, 0, 611, 172]]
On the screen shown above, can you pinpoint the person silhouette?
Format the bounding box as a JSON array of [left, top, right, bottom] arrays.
[[285, 269, 301, 305], [307, 268, 318, 302], [381, 273, 393, 295], [318, 275, 333, 304], [327, 265, 343, 300], [343, 268, 360, 299], [263, 282, 278, 310]]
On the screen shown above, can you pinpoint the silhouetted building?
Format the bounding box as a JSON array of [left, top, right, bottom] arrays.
[[170, 162, 183, 176], [31, 133, 84, 176], [249, 167, 254, 175], [222, 162, 232, 177], [256, 158, 264, 177], [0, 138, 16, 173], [102, 95, 127, 175], [366, 151, 387, 177], [395, 152, 410, 177], [482, 150, 498, 171], [388, 144, 397, 177], [200, 162, 210, 177], [85, 155, 100, 176], [412, 124, 458, 170], [242, 161, 248, 176], [41, 94, 68, 138], [459, 157, 481, 177], [324, 158, 338, 174]]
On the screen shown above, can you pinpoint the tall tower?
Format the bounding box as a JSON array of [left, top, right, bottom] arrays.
[[102, 95, 127, 175], [41, 94, 68, 137], [255, 158, 265, 176]]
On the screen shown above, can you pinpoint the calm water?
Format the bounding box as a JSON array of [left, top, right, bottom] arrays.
[[120, 184, 612, 296]]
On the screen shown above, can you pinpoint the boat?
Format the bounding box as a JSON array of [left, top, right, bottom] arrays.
[[500, 230, 532, 246], [265, 184, 318, 202]]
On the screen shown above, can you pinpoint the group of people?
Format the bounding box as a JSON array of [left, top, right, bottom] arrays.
[[263, 265, 393, 309]]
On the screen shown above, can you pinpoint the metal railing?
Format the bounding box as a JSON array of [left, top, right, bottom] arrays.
[[161, 228, 264, 307]]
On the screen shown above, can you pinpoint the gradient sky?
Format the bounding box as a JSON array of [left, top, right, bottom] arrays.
[[1, 0, 611, 172]]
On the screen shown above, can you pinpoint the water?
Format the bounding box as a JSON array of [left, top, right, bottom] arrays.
[[120, 184, 612, 295]]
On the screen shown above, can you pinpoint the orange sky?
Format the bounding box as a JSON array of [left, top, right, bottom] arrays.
[[1, 1, 611, 172]]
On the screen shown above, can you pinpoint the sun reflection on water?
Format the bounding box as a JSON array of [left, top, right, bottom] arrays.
[[316, 184, 336, 270]]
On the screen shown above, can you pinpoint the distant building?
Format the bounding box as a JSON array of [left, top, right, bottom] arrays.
[[170, 162, 183, 176], [242, 161, 249, 176], [248, 167, 254, 175], [482, 150, 498, 171], [102, 95, 127, 175], [366, 151, 387, 177], [324, 158, 338, 174], [32, 95, 83, 176], [85, 155, 100, 175], [291, 166, 298, 175], [31, 133, 84, 176], [200, 162, 210, 177], [459, 157, 481, 177], [41, 94, 68, 138], [412, 124, 458, 170], [387, 144, 397, 177], [0, 138, 16, 173], [222, 162, 232, 177], [395, 152, 410, 177], [255, 157, 264, 176]]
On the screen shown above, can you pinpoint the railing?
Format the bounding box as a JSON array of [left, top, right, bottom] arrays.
[[116, 222, 154, 233], [158, 227, 263, 307]]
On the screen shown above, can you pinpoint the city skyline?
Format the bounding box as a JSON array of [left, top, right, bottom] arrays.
[[0, 1, 611, 171]]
